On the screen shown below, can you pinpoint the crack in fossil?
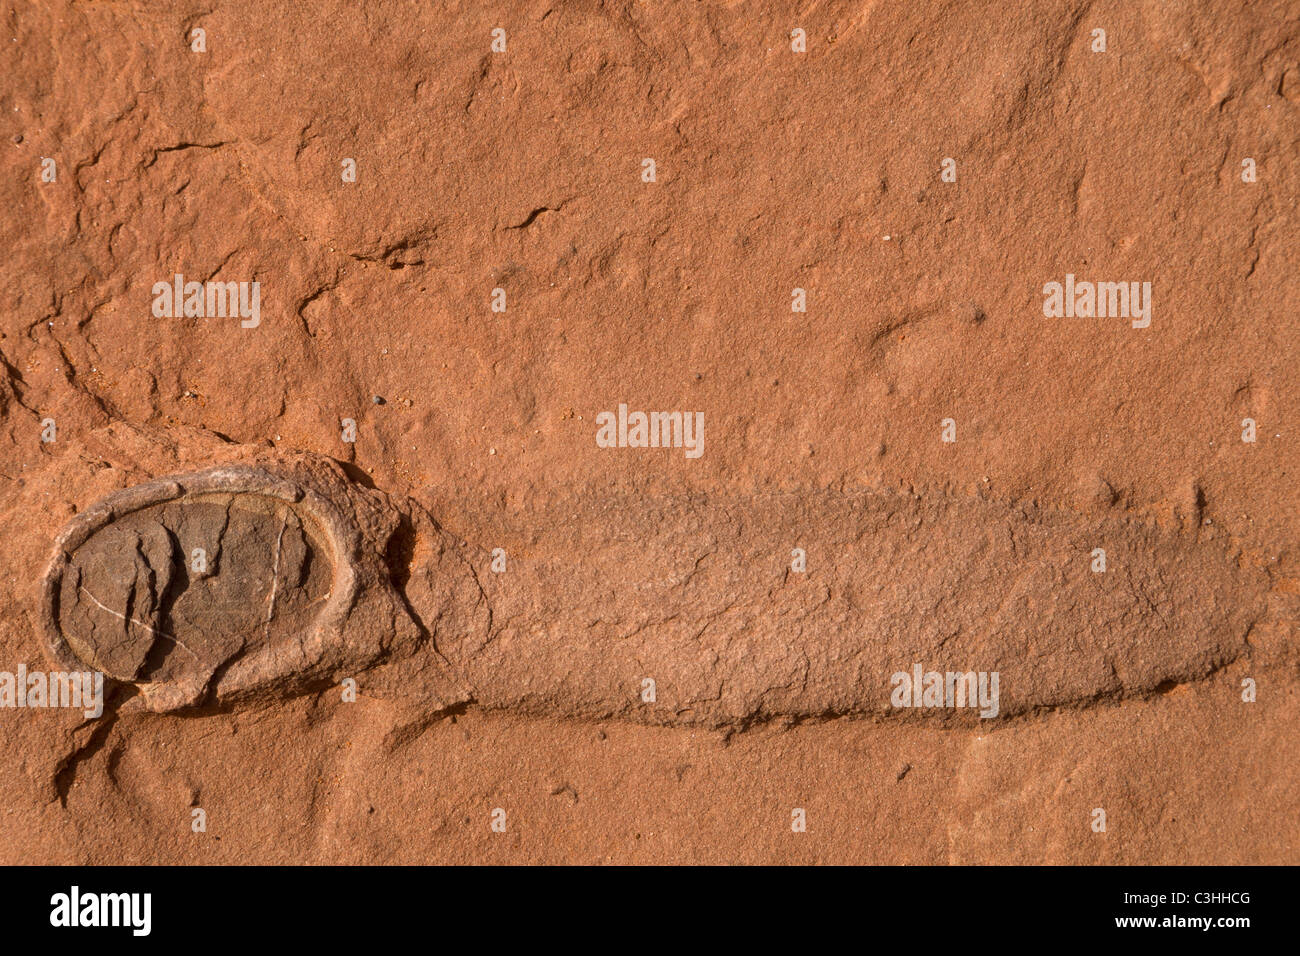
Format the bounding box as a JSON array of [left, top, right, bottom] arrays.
[[265, 514, 288, 635], [78, 585, 200, 664]]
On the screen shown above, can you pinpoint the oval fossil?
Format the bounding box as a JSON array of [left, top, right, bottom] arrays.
[[40, 467, 360, 711]]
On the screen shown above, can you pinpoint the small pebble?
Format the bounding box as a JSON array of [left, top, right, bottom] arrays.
[[371, 395, 385, 405]]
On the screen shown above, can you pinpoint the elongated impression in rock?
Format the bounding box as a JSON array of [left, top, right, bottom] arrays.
[[431, 490, 1271, 725], [40, 455, 1272, 725]]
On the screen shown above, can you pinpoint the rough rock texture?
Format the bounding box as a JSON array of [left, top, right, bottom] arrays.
[[0, 0, 1296, 863]]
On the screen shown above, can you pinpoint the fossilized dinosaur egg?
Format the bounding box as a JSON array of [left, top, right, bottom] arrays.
[[40, 466, 359, 711]]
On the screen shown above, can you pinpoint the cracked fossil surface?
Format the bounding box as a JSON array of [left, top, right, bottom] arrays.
[[37, 444, 1282, 727], [40, 457, 477, 714]]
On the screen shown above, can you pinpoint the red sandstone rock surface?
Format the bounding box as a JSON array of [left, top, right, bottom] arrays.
[[0, 0, 1296, 864]]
